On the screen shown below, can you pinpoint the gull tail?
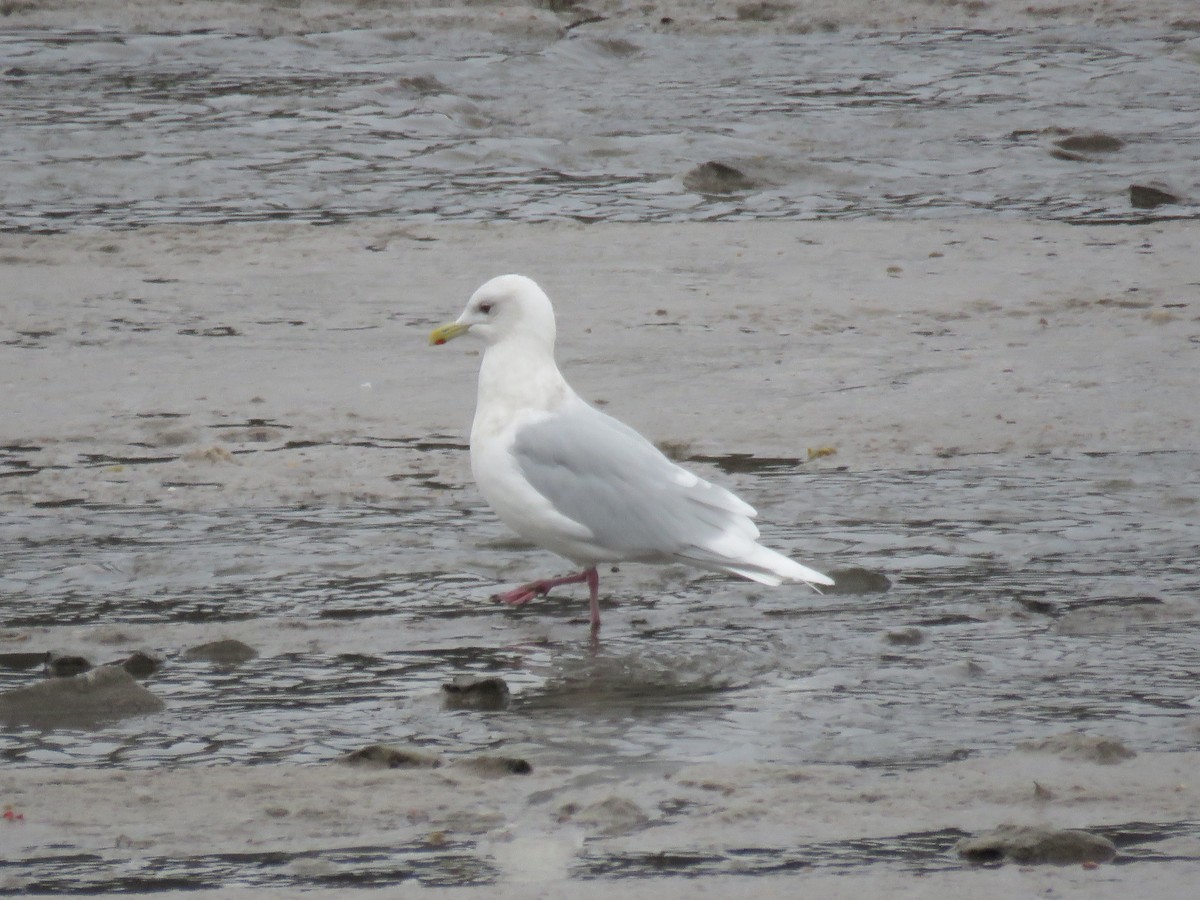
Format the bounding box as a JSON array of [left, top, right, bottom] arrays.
[[678, 536, 835, 590]]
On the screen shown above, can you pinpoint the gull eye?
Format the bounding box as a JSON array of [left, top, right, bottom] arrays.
[[478, 302, 494, 314]]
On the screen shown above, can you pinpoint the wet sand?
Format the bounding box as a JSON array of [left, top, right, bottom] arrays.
[[4, 220, 1199, 895], [5, 220, 1197, 509], [3, 0, 1200, 894], [8, 0, 1200, 35], [5, 746, 1200, 896]]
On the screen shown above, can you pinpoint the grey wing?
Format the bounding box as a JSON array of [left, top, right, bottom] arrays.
[[511, 403, 757, 561]]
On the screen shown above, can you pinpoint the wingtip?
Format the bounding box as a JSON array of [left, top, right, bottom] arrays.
[[787, 563, 835, 589]]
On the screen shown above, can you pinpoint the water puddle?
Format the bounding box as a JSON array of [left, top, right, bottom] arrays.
[[5, 840, 498, 893]]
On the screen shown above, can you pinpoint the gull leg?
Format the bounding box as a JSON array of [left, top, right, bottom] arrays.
[[585, 567, 601, 631], [493, 569, 592, 607]]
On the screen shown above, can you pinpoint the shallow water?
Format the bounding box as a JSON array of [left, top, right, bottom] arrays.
[[2, 454, 1198, 888], [2, 25, 1199, 231], [8, 820, 1198, 891], [2, 450, 1196, 774]]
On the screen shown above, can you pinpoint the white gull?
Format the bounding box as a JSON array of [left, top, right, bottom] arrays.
[[430, 274, 833, 630]]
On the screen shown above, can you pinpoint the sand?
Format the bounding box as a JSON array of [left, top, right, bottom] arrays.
[[3, 220, 1197, 509], [3, 744, 1200, 897]]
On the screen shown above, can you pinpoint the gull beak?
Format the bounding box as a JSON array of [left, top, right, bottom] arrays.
[[429, 321, 470, 346]]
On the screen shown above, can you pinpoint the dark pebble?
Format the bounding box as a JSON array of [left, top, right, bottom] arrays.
[[0, 652, 48, 672], [736, 2, 788, 21], [827, 567, 892, 595], [441, 675, 511, 711], [682, 161, 758, 194], [120, 651, 162, 678], [1053, 133, 1125, 154], [883, 627, 924, 646], [1015, 595, 1058, 615], [454, 755, 533, 776], [45, 653, 92, 678], [1129, 183, 1181, 209], [182, 638, 258, 666]]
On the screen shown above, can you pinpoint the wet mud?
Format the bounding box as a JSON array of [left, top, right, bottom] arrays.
[[2, 6, 1199, 895], [3, 452, 1195, 771], [2, 26, 1198, 232]]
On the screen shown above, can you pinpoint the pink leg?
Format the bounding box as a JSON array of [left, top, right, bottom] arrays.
[[585, 567, 601, 631], [493, 566, 603, 629]]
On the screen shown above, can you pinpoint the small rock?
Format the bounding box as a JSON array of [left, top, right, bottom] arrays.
[[0, 665, 164, 728], [1129, 183, 1181, 209], [45, 653, 92, 678], [1033, 781, 1055, 801], [396, 74, 449, 96], [883, 627, 924, 646], [0, 652, 48, 672], [655, 439, 692, 461], [957, 824, 1116, 865], [1053, 133, 1125, 154], [339, 744, 442, 770], [1018, 732, 1136, 764], [1015, 595, 1057, 615], [592, 37, 641, 58], [827, 568, 892, 595], [563, 796, 649, 835], [1049, 133, 1126, 161], [182, 638, 258, 666], [120, 651, 162, 678], [453, 755, 533, 776], [441, 675, 511, 711], [682, 161, 758, 194], [736, 1, 788, 21]]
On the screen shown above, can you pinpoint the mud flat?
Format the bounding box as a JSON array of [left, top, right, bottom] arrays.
[[3, 741, 1199, 895], [3, 219, 1199, 896], [3, 2, 1199, 894], [3, 220, 1197, 509], [7, 0, 1200, 36]]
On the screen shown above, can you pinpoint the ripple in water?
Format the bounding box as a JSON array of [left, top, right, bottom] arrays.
[[1, 451, 1196, 772], [1, 27, 1197, 231]]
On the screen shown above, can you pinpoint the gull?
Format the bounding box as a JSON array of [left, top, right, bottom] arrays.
[[430, 274, 833, 630]]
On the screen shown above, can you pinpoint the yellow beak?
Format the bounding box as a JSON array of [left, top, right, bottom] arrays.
[[429, 321, 470, 346]]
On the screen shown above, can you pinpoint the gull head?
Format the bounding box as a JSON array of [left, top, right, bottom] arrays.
[[430, 274, 557, 349]]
